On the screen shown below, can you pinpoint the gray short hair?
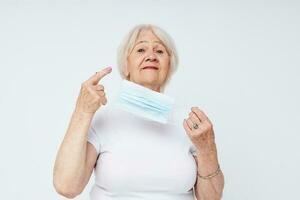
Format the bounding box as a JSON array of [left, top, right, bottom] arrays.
[[117, 24, 179, 91]]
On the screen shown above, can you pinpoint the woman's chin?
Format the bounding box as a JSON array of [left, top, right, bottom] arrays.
[[141, 73, 159, 81], [137, 79, 161, 90], [141, 78, 159, 85]]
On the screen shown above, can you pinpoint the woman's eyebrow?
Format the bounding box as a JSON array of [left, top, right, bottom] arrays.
[[130, 40, 168, 55], [133, 40, 165, 48]]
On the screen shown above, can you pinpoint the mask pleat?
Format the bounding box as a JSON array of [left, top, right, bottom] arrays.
[[115, 80, 175, 124]]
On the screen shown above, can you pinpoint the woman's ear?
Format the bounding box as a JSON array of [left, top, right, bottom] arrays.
[[124, 65, 130, 78]]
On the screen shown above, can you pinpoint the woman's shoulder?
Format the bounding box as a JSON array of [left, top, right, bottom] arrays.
[[90, 104, 115, 130], [92, 104, 110, 119], [91, 102, 127, 127]]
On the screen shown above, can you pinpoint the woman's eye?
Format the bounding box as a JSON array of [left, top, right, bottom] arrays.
[[156, 50, 164, 54], [137, 48, 145, 53]]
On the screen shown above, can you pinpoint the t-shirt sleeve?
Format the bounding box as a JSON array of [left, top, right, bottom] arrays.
[[87, 124, 101, 155], [86, 106, 110, 155]]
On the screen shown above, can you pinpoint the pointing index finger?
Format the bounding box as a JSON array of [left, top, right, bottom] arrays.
[[88, 67, 112, 85]]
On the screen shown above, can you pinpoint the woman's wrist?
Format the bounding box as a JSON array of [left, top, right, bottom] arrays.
[[71, 110, 95, 128], [196, 146, 220, 177], [197, 164, 221, 180], [73, 108, 95, 119]]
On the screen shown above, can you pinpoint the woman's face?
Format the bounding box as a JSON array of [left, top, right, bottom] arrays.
[[126, 29, 170, 92]]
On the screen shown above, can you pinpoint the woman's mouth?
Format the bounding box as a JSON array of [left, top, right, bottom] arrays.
[[142, 66, 159, 70]]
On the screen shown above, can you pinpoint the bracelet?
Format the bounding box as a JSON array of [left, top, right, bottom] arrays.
[[197, 164, 221, 180]]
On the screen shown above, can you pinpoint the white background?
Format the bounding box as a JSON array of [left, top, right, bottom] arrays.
[[0, 0, 299, 199]]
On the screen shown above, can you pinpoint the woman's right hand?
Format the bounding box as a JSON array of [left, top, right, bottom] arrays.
[[75, 67, 112, 115]]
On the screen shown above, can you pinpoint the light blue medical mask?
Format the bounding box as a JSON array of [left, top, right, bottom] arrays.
[[115, 79, 175, 124]]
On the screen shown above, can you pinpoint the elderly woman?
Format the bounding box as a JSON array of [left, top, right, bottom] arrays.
[[53, 24, 224, 200]]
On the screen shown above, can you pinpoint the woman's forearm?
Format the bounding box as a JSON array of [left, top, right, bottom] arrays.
[[194, 145, 225, 200], [53, 111, 93, 195], [53, 68, 111, 198]]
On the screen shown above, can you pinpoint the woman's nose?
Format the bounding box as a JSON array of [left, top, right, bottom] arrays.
[[145, 52, 158, 62]]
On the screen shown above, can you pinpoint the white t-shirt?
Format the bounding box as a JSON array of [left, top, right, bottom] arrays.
[[87, 103, 198, 200]]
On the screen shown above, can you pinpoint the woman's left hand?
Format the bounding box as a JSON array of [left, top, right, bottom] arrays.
[[183, 107, 216, 153]]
